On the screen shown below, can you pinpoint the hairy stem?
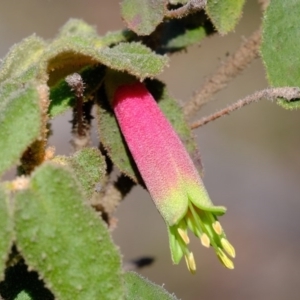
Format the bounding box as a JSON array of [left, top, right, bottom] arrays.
[[190, 87, 300, 129], [184, 28, 262, 118]]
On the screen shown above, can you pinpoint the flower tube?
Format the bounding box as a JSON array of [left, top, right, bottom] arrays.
[[111, 80, 235, 273]]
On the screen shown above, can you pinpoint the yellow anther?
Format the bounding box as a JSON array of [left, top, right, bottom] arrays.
[[218, 249, 234, 270], [185, 252, 196, 274], [200, 233, 210, 248], [212, 221, 223, 235], [221, 238, 236, 258], [177, 228, 190, 244]]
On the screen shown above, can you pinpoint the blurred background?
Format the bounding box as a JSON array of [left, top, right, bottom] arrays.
[[1, 1, 300, 299]]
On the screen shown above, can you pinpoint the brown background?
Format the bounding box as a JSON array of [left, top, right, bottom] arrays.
[[1, 1, 300, 299]]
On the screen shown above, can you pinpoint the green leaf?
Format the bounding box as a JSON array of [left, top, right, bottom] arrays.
[[57, 18, 99, 39], [121, 0, 167, 36], [0, 184, 14, 281], [0, 81, 41, 176], [15, 163, 124, 300], [97, 42, 168, 80], [206, 0, 245, 35], [49, 65, 105, 117], [54, 148, 106, 199], [15, 291, 33, 300], [157, 11, 212, 53], [124, 272, 178, 300], [100, 29, 136, 47], [261, 0, 300, 109], [46, 26, 167, 85], [0, 35, 46, 82]]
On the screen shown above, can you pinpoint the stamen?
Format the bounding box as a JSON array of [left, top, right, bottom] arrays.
[[221, 238, 236, 258], [218, 249, 234, 270], [185, 252, 196, 274], [177, 228, 190, 244], [200, 233, 210, 248], [212, 221, 223, 235]]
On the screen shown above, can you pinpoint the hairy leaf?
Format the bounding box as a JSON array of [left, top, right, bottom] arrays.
[[97, 42, 168, 80], [0, 35, 46, 82], [53, 148, 106, 199], [124, 272, 178, 300], [0, 184, 14, 281], [261, 0, 300, 109], [206, 0, 245, 35], [157, 11, 212, 54], [121, 0, 167, 35], [15, 163, 124, 300], [0, 81, 41, 176], [57, 18, 99, 39]]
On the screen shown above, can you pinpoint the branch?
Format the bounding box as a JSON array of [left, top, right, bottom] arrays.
[[165, 0, 206, 19], [66, 73, 93, 151], [184, 28, 262, 118], [190, 87, 300, 129]]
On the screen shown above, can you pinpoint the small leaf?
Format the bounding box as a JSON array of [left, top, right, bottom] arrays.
[[54, 148, 106, 199], [14, 291, 33, 300], [97, 42, 168, 80], [0, 184, 14, 281], [157, 11, 212, 54], [0, 35, 46, 82], [15, 163, 124, 300], [49, 65, 105, 117], [124, 272, 179, 300], [57, 18, 99, 39], [261, 0, 300, 109], [206, 0, 245, 35], [0, 81, 41, 176], [121, 0, 167, 35]]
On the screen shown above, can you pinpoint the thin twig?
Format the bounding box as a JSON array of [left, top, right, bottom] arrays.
[[66, 73, 85, 137], [165, 0, 206, 19], [190, 87, 300, 129], [184, 28, 262, 118]]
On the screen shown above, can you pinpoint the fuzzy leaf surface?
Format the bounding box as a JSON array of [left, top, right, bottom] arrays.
[[206, 0, 245, 35], [54, 148, 106, 199], [0, 35, 46, 82], [124, 272, 178, 300], [261, 0, 300, 109], [0, 184, 14, 281], [0, 81, 41, 176], [97, 42, 168, 80], [121, 0, 167, 35], [157, 12, 211, 53], [15, 163, 124, 300]]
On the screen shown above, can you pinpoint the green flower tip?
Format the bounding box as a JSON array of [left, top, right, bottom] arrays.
[[169, 202, 235, 273]]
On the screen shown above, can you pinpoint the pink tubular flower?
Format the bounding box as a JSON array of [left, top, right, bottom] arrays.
[[111, 81, 235, 273]]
